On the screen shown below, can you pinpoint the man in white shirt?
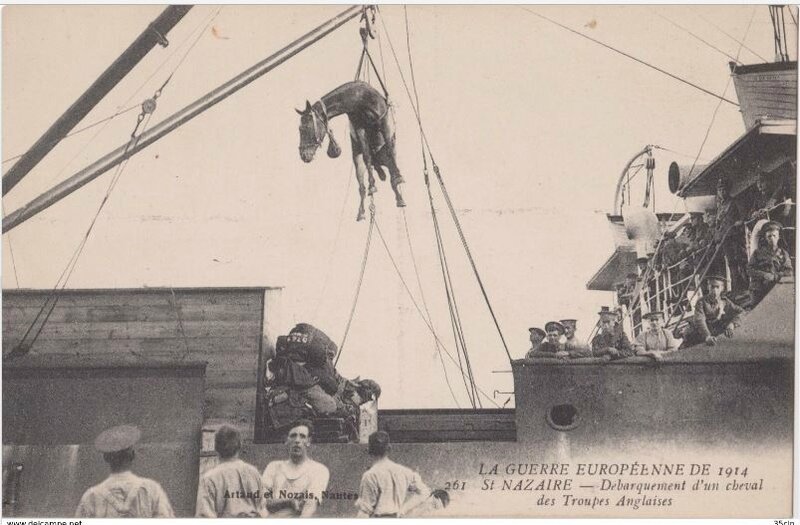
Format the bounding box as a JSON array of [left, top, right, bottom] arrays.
[[195, 425, 265, 518], [76, 425, 174, 518], [356, 431, 430, 518], [262, 419, 330, 517], [634, 311, 678, 360]]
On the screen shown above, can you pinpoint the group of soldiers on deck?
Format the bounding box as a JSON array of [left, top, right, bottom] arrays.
[[648, 167, 795, 310], [76, 423, 448, 519], [525, 259, 779, 362], [525, 307, 679, 362]]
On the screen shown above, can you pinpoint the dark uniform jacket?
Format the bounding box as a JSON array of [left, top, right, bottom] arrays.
[[691, 296, 744, 339], [748, 245, 793, 293], [525, 341, 565, 358], [591, 323, 634, 358]]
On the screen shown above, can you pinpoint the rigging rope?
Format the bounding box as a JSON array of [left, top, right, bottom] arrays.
[[401, 209, 462, 408], [380, 7, 514, 365], [651, 10, 742, 64], [697, 12, 768, 63], [372, 214, 499, 408], [170, 287, 191, 360], [4, 224, 20, 288], [6, 110, 154, 359], [3, 24, 205, 358], [399, 6, 461, 408], [519, 7, 740, 107], [1, 105, 140, 165], [398, 7, 483, 405], [686, 8, 753, 180]]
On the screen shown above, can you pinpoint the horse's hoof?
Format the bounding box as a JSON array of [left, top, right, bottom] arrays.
[[357, 212, 365, 222], [368, 185, 377, 195], [396, 197, 407, 208]]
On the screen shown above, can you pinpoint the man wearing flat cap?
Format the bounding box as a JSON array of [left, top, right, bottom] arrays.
[[682, 274, 744, 348], [748, 221, 793, 305], [75, 425, 174, 518], [560, 319, 592, 358], [633, 311, 678, 360], [591, 307, 634, 359], [524, 327, 546, 358], [356, 431, 430, 518]]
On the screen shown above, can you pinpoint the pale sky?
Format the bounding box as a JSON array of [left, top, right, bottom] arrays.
[[2, 5, 796, 408]]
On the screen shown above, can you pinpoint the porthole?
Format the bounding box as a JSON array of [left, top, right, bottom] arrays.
[[546, 403, 580, 431]]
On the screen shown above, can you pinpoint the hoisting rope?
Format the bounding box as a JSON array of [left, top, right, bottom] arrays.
[[335, 199, 376, 367], [518, 7, 739, 107]]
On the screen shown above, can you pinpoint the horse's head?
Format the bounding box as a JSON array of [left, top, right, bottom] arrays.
[[297, 100, 341, 162], [297, 101, 325, 163]]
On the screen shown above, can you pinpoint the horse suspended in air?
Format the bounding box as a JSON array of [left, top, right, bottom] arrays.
[[296, 81, 406, 221]]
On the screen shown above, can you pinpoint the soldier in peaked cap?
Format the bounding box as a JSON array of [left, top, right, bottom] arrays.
[[682, 274, 744, 348], [591, 307, 633, 360], [525, 323, 567, 358], [560, 319, 592, 358], [524, 327, 546, 358], [748, 221, 793, 305], [633, 311, 678, 360], [75, 425, 174, 518]]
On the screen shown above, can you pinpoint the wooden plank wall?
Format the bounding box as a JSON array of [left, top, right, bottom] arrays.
[[2, 287, 280, 443]]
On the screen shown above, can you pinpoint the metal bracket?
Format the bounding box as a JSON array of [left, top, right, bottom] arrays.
[[148, 23, 170, 47]]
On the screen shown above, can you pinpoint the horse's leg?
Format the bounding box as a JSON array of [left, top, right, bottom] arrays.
[[355, 127, 377, 196], [382, 146, 406, 208], [350, 133, 367, 221], [377, 111, 405, 207]]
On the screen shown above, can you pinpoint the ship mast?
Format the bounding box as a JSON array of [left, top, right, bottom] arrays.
[[3, 5, 363, 233], [2, 5, 193, 196]]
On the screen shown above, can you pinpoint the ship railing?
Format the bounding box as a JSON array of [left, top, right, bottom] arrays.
[[626, 201, 796, 337]]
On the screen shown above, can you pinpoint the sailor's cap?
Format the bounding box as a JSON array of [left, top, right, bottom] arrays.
[[559, 319, 577, 328], [763, 221, 783, 233], [704, 274, 728, 285], [544, 321, 565, 334], [95, 425, 141, 453], [528, 327, 546, 338]]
